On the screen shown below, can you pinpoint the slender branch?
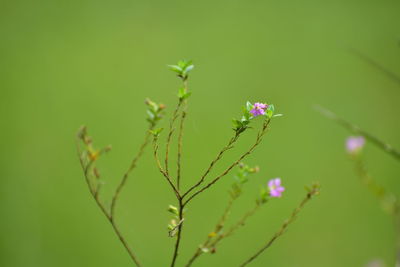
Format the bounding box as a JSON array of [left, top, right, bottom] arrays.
[[110, 129, 153, 219], [353, 156, 398, 208], [316, 105, 400, 161], [240, 187, 319, 267], [165, 100, 183, 176], [182, 133, 241, 199], [184, 120, 270, 206], [216, 204, 261, 244], [170, 200, 184, 267], [349, 48, 400, 86], [177, 107, 187, 190], [188, 198, 234, 266], [395, 213, 400, 267], [76, 140, 142, 267], [153, 138, 181, 199], [352, 156, 400, 265], [169, 77, 190, 267]]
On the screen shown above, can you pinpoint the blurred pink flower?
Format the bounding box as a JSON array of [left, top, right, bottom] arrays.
[[346, 136, 365, 154], [268, 178, 285, 198]]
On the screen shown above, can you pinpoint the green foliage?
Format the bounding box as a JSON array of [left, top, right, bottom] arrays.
[[145, 98, 165, 126], [178, 87, 192, 100], [256, 187, 270, 205], [229, 163, 259, 199], [149, 128, 164, 137], [168, 60, 194, 81], [266, 104, 275, 118]]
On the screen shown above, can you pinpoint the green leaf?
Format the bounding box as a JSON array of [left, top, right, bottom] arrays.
[[167, 205, 179, 216], [246, 101, 253, 111], [183, 64, 194, 75], [178, 87, 186, 98], [183, 92, 192, 99], [168, 65, 183, 74], [266, 104, 275, 118], [149, 128, 164, 137]]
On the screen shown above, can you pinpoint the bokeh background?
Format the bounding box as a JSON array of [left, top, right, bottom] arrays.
[[1, 0, 399, 266]]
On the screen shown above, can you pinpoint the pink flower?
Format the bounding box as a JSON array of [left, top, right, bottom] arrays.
[[250, 102, 268, 117], [268, 178, 285, 198], [346, 136, 365, 154]]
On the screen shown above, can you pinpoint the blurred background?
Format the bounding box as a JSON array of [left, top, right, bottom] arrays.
[[1, 0, 399, 266]]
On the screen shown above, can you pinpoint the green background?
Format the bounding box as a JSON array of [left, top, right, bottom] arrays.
[[1, 0, 399, 266]]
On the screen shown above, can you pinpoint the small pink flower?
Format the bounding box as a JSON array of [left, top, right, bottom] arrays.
[[268, 178, 285, 198], [250, 102, 268, 117], [346, 136, 365, 154]]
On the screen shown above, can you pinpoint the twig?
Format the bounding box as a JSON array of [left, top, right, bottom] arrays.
[[110, 129, 153, 219], [182, 133, 241, 199], [186, 201, 261, 267], [169, 73, 190, 267], [352, 155, 400, 265], [353, 156, 398, 209], [215, 204, 261, 245], [170, 199, 185, 267], [240, 187, 319, 266], [395, 214, 400, 267], [316, 105, 400, 161], [349, 48, 400, 86], [169, 218, 185, 237], [76, 139, 142, 267], [183, 120, 271, 206], [177, 108, 187, 190], [153, 138, 181, 199], [185, 199, 235, 267], [165, 100, 183, 176]]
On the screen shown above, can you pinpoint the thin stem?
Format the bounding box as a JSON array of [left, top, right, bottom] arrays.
[[186, 202, 262, 267], [153, 138, 181, 199], [165, 100, 183, 176], [165, 78, 190, 267], [109, 218, 142, 267], [76, 141, 141, 267], [177, 105, 187, 190], [185, 199, 235, 267], [185, 247, 203, 267], [182, 134, 241, 199], [395, 213, 400, 267], [170, 200, 184, 267], [110, 129, 153, 219], [353, 156, 400, 266], [217, 204, 261, 243], [184, 120, 270, 206], [316, 105, 400, 161], [240, 188, 319, 267], [353, 156, 394, 204], [349, 48, 400, 87]]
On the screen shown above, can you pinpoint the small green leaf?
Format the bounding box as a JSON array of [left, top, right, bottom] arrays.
[[246, 101, 253, 111], [178, 87, 186, 98], [149, 128, 164, 137], [168, 65, 183, 74], [183, 64, 194, 75], [178, 88, 192, 100], [167, 205, 179, 216], [183, 92, 192, 99], [266, 104, 275, 118]]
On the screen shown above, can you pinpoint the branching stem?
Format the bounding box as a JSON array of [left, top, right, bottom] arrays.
[[77, 140, 142, 267], [184, 120, 270, 206], [316, 105, 400, 161], [240, 188, 319, 266], [110, 129, 153, 219]]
